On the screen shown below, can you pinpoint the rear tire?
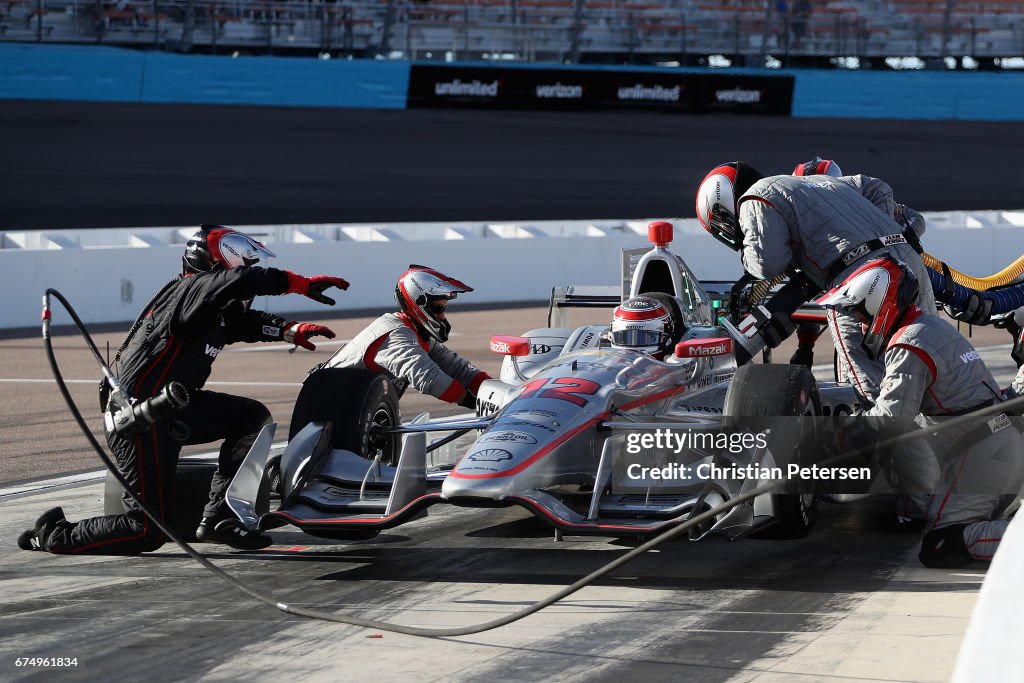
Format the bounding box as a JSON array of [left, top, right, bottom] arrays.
[[289, 368, 401, 464], [723, 363, 820, 539]]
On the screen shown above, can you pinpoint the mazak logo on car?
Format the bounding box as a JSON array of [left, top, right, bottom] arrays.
[[679, 338, 734, 358], [467, 448, 514, 462], [479, 431, 538, 445]]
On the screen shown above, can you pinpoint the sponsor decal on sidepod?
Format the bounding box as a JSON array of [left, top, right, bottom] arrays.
[[467, 448, 515, 462], [478, 431, 539, 445]]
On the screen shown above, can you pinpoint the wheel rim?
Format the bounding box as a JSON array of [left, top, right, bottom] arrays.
[[367, 404, 399, 465]]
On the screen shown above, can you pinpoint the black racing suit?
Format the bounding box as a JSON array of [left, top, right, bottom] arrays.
[[46, 266, 295, 554]]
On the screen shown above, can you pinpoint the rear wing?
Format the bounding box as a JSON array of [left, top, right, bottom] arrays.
[[547, 286, 620, 328]]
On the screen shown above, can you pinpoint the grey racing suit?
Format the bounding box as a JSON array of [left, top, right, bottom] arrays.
[[864, 309, 1024, 564], [739, 174, 941, 517], [321, 312, 489, 403], [738, 173, 937, 402]]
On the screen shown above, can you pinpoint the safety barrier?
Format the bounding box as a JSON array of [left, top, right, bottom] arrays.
[[3, 210, 1024, 331], [952, 511, 1024, 681], [5, 43, 1024, 119]]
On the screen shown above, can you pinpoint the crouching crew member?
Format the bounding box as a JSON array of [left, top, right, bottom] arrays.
[[818, 257, 1024, 568], [18, 225, 349, 554], [311, 265, 490, 410]]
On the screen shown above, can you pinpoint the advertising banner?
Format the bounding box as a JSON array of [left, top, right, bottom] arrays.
[[408, 64, 794, 115]]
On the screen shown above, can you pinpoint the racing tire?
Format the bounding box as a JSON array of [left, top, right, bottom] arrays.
[[103, 460, 217, 542], [723, 363, 821, 539], [289, 367, 401, 465]]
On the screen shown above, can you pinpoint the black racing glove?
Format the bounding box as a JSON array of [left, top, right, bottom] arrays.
[[942, 292, 994, 326], [994, 309, 1024, 368], [459, 392, 478, 411]]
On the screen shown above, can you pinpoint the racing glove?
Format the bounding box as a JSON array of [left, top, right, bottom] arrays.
[[941, 292, 994, 326], [285, 272, 350, 306], [994, 308, 1024, 368], [284, 322, 335, 351], [459, 392, 478, 411]]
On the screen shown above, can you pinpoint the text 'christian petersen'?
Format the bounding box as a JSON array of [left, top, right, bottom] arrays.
[[626, 462, 873, 482]]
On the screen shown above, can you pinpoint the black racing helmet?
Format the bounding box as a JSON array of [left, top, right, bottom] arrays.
[[182, 225, 276, 275]]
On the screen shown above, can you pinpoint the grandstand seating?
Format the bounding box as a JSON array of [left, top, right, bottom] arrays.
[[0, 0, 1020, 64]]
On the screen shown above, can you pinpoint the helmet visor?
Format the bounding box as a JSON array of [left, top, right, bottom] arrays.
[[707, 204, 741, 249], [612, 329, 665, 349]]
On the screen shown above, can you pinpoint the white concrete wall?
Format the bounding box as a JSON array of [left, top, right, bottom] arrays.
[[2, 212, 1023, 330]]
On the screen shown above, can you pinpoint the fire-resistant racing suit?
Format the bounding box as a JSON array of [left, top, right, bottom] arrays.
[[45, 267, 306, 554], [862, 308, 1024, 566], [739, 173, 941, 517], [319, 312, 490, 404]]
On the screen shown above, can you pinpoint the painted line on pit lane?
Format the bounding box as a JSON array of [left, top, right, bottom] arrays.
[[0, 379, 303, 386], [0, 444, 288, 499]]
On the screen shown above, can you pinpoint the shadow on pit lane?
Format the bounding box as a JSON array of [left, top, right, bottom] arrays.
[[149, 496, 987, 594]]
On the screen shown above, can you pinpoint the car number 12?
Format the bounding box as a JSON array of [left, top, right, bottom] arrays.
[[519, 377, 600, 407]]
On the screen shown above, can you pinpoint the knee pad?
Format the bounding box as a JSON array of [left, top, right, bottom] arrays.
[[919, 524, 971, 568]]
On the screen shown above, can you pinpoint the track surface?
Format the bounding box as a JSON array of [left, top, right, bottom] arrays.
[[2, 100, 1024, 230]]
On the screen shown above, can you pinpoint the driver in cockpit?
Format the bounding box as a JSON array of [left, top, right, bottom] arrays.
[[608, 295, 678, 360]]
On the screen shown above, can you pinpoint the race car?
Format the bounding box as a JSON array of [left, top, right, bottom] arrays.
[[203, 221, 865, 543]]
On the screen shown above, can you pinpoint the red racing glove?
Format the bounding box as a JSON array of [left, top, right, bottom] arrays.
[[285, 272, 350, 306], [284, 322, 335, 351]]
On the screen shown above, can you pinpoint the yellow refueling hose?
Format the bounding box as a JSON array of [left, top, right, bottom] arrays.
[[923, 252, 1024, 290]]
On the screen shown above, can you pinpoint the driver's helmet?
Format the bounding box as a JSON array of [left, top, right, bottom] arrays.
[[610, 296, 675, 357], [395, 264, 473, 343], [792, 156, 843, 177], [182, 225, 276, 275], [695, 162, 764, 251], [817, 257, 919, 361]]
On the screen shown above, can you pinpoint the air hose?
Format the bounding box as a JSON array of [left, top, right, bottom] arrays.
[[927, 266, 1024, 315], [923, 252, 1024, 291], [40, 288, 1024, 638]]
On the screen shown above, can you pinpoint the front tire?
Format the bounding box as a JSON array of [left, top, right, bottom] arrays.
[[289, 368, 401, 465], [723, 363, 821, 538]]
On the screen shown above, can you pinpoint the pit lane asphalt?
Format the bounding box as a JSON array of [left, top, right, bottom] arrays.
[[0, 305, 1016, 682]]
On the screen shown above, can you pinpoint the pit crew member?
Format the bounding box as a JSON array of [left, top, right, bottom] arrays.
[[17, 225, 349, 554], [819, 258, 1024, 567], [312, 265, 490, 410], [697, 161, 945, 509]]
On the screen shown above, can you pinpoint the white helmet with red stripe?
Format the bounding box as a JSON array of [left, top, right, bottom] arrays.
[[816, 257, 920, 361], [182, 224, 276, 275], [695, 162, 764, 251], [395, 264, 473, 343], [793, 156, 843, 177], [610, 296, 675, 357]]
